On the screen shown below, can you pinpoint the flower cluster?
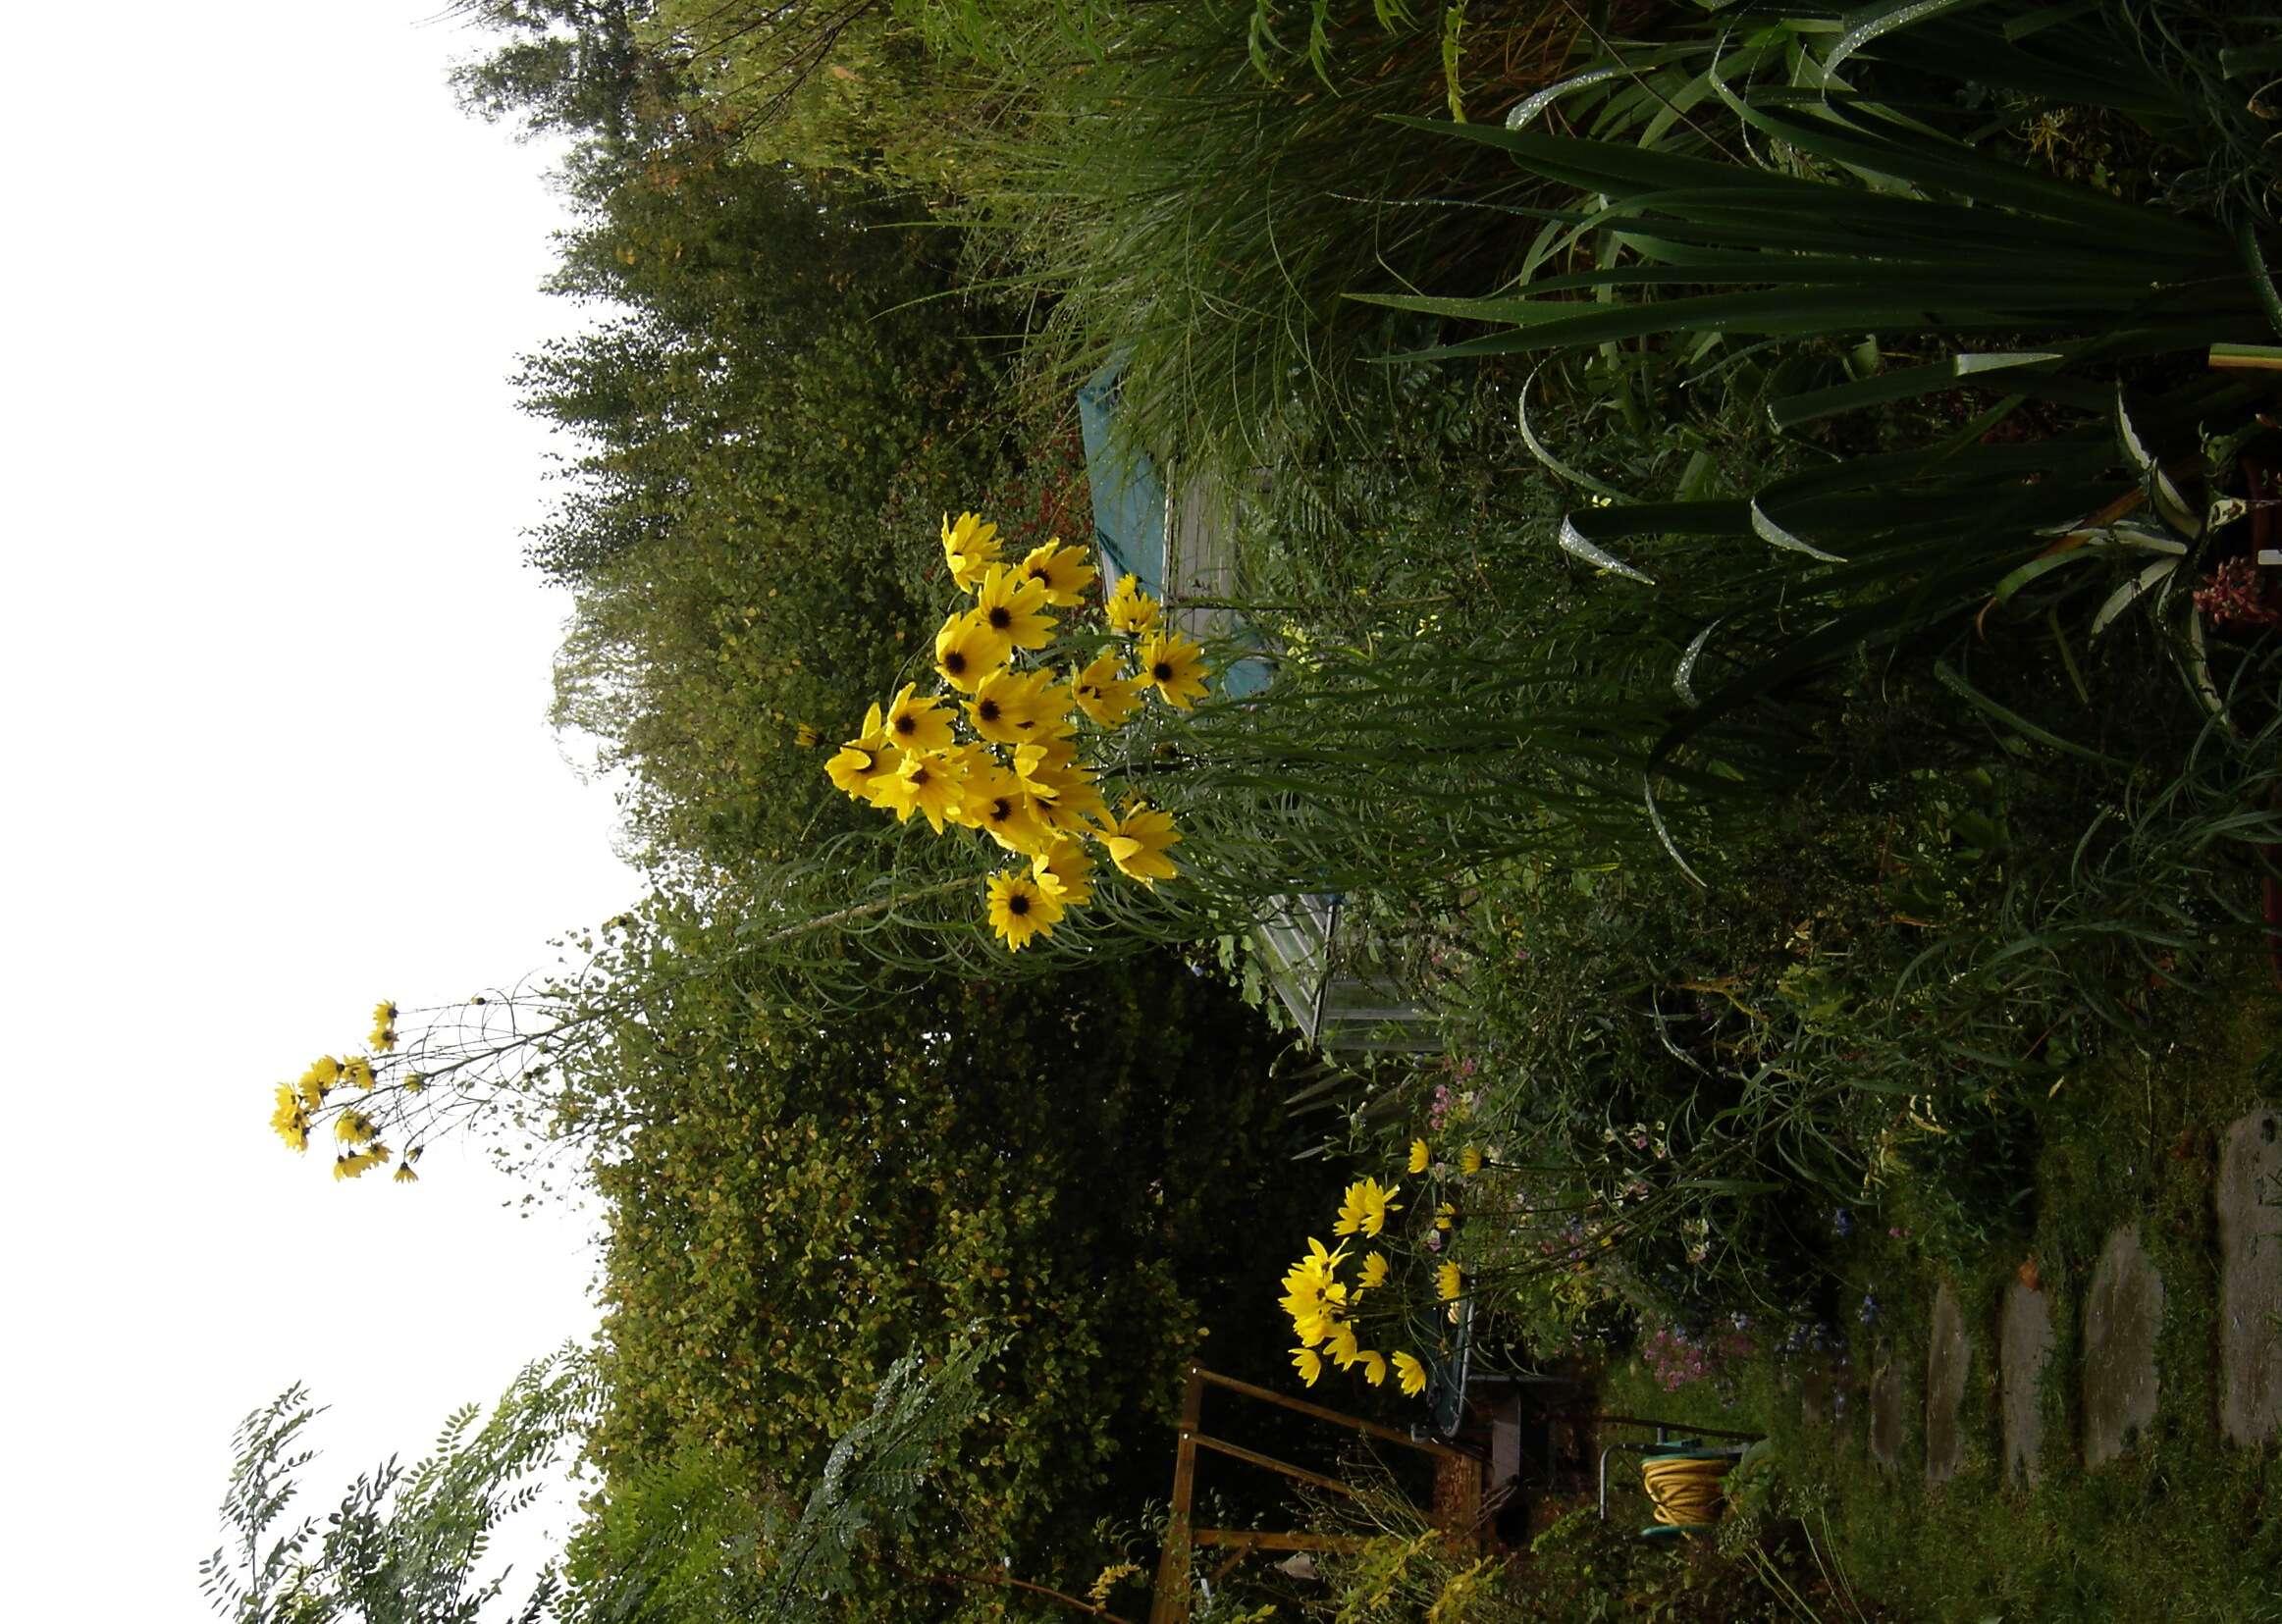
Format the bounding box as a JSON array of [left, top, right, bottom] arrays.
[[1276, 1141, 1495, 1400], [266, 1006, 423, 1183], [2194, 553, 2282, 633], [823, 512, 1210, 950], [1641, 1314, 1756, 1391]]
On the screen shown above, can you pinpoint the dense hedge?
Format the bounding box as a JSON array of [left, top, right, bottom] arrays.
[[574, 919, 1334, 1607]]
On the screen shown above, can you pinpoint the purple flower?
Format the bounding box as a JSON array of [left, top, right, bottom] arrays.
[[1831, 1208, 1855, 1237]]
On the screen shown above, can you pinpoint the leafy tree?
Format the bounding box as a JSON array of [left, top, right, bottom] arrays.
[[199, 1351, 591, 1624], [521, 145, 1017, 869], [446, 0, 683, 181]]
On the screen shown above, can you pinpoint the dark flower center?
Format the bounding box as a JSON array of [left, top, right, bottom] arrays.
[[989, 798, 1013, 823], [1152, 661, 1173, 682], [942, 649, 967, 674], [1007, 894, 1031, 917], [893, 713, 916, 736], [987, 606, 1012, 630], [978, 699, 1001, 722]]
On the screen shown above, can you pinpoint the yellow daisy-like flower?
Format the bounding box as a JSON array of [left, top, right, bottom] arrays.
[[875, 750, 968, 834], [1070, 651, 1144, 729], [1322, 1319, 1361, 1370], [1333, 1177, 1403, 1238], [1095, 801, 1182, 887], [933, 607, 1011, 694], [793, 722, 823, 749], [1435, 1202, 1457, 1231], [270, 1084, 311, 1153], [1104, 574, 1160, 637], [974, 563, 1057, 651], [1033, 836, 1095, 909], [297, 1056, 342, 1108], [1359, 1350, 1388, 1388], [1137, 629, 1210, 709], [1437, 1262, 1463, 1301], [1357, 1250, 1391, 1290], [1459, 1145, 1483, 1176], [967, 666, 1063, 747], [1026, 754, 1106, 834], [392, 1161, 420, 1184], [1020, 539, 1098, 607], [336, 1110, 379, 1146], [1393, 1350, 1428, 1397], [825, 704, 892, 802], [941, 510, 1002, 592], [1408, 1138, 1431, 1175], [369, 1001, 398, 1053], [828, 740, 890, 802], [1290, 1345, 1324, 1388], [883, 682, 956, 756], [343, 1056, 376, 1091], [1280, 1237, 1351, 1344], [333, 1145, 391, 1182], [986, 868, 1064, 951], [967, 764, 1053, 858]]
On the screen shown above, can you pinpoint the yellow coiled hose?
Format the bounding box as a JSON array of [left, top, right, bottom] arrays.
[[1641, 1454, 1730, 1528]]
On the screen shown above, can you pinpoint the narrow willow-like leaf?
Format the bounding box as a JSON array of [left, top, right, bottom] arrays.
[[1750, 498, 1848, 562], [1514, 367, 1644, 502], [2089, 558, 2178, 638], [1557, 515, 1657, 583], [1643, 775, 1709, 889], [1819, 0, 2000, 81], [1504, 64, 1626, 131], [1673, 621, 1718, 708]]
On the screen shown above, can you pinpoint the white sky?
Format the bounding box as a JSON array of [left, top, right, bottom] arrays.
[[3, 4, 639, 1614]]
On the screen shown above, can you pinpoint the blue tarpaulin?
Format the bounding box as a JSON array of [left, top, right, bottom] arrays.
[[1077, 362, 1269, 698], [1076, 363, 1165, 593]]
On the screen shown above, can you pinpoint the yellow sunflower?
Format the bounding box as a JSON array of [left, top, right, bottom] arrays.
[[985, 868, 1064, 950], [1137, 629, 1210, 709], [973, 563, 1057, 651], [1392, 1350, 1428, 1397], [825, 703, 892, 801], [882, 682, 956, 755], [1032, 836, 1095, 909], [1020, 539, 1099, 606], [941, 510, 1002, 592], [933, 607, 1010, 694], [1094, 801, 1182, 886], [1070, 651, 1144, 728], [1332, 1177, 1403, 1238], [270, 1084, 310, 1153], [875, 750, 968, 834], [1104, 574, 1161, 636], [966, 763, 1053, 858], [336, 1110, 379, 1145], [967, 666, 1063, 747]]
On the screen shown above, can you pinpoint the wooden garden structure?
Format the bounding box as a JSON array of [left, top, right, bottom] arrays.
[[1145, 1365, 1479, 1624]]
